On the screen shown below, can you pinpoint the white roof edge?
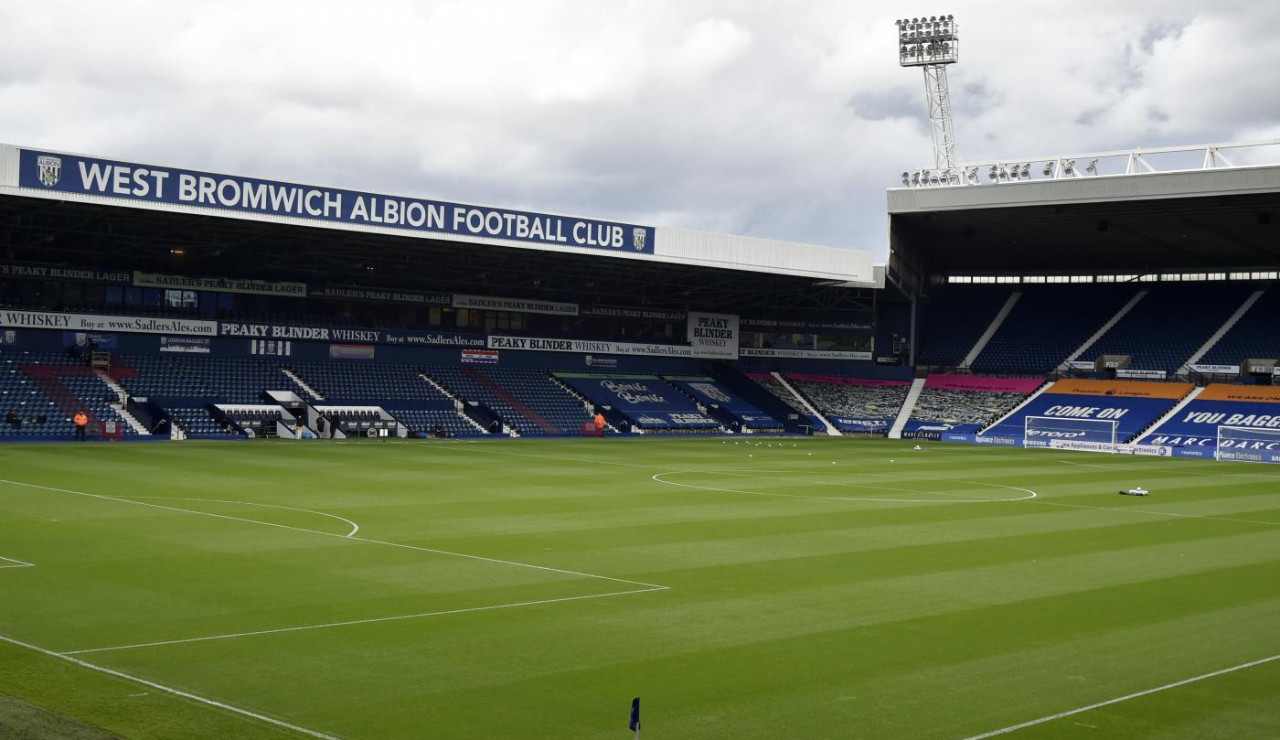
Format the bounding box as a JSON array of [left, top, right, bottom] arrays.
[[0, 142, 874, 283], [887, 164, 1280, 214], [654, 226, 875, 282]]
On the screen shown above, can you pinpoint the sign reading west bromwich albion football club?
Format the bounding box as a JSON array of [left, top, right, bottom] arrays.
[[20, 148, 656, 255]]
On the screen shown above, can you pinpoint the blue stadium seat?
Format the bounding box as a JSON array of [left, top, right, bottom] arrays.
[[971, 285, 1137, 374]]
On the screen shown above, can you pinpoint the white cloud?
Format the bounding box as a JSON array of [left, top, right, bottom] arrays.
[[0, 0, 1274, 261]]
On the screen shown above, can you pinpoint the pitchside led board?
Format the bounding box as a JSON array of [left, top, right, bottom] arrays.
[[18, 148, 656, 256]]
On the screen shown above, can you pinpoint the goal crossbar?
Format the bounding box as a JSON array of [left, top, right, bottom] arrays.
[[1024, 415, 1118, 449], [1215, 425, 1280, 464]]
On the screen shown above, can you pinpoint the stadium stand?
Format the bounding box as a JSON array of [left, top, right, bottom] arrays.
[[428, 366, 590, 436], [1140, 384, 1280, 461], [1076, 284, 1247, 374], [970, 285, 1139, 374], [0, 351, 64, 438], [909, 374, 1041, 431], [664, 375, 782, 430], [118, 355, 298, 403], [916, 287, 1010, 367], [1195, 287, 1279, 368], [559, 373, 720, 433], [747, 372, 826, 431], [289, 361, 447, 403], [386, 407, 484, 438], [0, 350, 135, 438], [786, 373, 909, 433], [981, 378, 1193, 445], [168, 406, 240, 438]]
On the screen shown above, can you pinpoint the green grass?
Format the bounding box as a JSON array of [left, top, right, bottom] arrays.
[[0, 437, 1278, 739]]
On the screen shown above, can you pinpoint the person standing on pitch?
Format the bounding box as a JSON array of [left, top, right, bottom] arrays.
[[73, 410, 89, 441]]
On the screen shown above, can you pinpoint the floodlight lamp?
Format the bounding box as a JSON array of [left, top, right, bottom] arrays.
[[1086, 159, 1098, 174], [988, 165, 998, 180], [1063, 159, 1076, 174], [1043, 161, 1056, 176], [1020, 163, 1031, 177], [902, 172, 910, 185]]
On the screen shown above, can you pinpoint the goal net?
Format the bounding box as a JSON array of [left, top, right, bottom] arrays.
[[1215, 425, 1280, 464], [1024, 415, 1118, 450]]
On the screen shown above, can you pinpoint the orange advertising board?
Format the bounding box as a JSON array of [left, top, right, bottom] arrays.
[[1198, 384, 1280, 403], [1051, 378, 1193, 400]]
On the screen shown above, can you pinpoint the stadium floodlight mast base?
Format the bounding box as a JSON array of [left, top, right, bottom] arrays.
[[895, 15, 960, 187]]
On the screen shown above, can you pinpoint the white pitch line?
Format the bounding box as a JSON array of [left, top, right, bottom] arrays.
[[651, 472, 1037, 505], [0, 478, 666, 591], [959, 652, 1280, 739], [134, 497, 360, 538], [62, 585, 667, 656], [1030, 498, 1280, 528], [0, 632, 340, 739], [1056, 459, 1113, 470], [0, 555, 35, 569]]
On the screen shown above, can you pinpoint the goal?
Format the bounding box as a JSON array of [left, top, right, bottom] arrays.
[[1215, 425, 1280, 464], [1023, 415, 1118, 449]]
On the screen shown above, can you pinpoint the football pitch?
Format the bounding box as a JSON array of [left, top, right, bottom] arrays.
[[1, 437, 1278, 739]]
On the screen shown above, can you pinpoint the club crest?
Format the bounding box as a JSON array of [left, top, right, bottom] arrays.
[[632, 227, 647, 251], [36, 155, 62, 188]]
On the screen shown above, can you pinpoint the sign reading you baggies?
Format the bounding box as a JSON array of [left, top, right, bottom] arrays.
[[686, 312, 739, 360], [20, 149, 656, 255], [0, 309, 218, 336]]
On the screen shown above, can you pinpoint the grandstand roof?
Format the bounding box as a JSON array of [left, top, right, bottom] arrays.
[[888, 165, 1280, 278], [0, 143, 877, 286], [0, 146, 878, 318]]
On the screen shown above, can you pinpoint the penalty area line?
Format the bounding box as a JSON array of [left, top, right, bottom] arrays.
[[0, 477, 666, 591], [0, 632, 340, 739], [959, 652, 1280, 739], [62, 585, 668, 656], [0, 555, 35, 568]]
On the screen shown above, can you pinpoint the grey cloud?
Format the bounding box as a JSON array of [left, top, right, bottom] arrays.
[[0, 1, 1275, 263]]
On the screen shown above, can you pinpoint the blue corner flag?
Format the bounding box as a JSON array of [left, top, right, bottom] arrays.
[[628, 697, 641, 733]]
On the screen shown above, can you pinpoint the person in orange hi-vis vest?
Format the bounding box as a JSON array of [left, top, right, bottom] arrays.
[[73, 410, 89, 441], [593, 412, 606, 436]]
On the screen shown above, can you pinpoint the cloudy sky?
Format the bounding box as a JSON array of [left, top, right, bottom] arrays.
[[3, 1, 1278, 261]]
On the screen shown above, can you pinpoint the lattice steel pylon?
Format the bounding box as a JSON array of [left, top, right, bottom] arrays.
[[895, 15, 959, 173]]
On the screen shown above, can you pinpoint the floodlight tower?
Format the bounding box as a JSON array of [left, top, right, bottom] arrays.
[[895, 15, 960, 176]]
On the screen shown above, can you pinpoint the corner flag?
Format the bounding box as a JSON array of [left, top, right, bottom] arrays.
[[628, 697, 641, 735]]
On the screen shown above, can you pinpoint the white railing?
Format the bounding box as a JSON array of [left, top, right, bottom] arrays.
[[896, 139, 1280, 188]]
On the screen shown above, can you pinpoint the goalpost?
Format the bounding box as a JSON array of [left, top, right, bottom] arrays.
[[1023, 415, 1118, 450], [1215, 425, 1280, 464]]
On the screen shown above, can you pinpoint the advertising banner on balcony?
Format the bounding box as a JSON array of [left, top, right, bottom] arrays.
[[686, 312, 739, 360], [0, 309, 218, 337], [489, 335, 719, 359], [18, 148, 656, 255], [0, 263, 130, 284], [739, 347, 873, 361], [313, 285, 451, 306], [133, 272, 308, 298], [452, 294, 579, 316]]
